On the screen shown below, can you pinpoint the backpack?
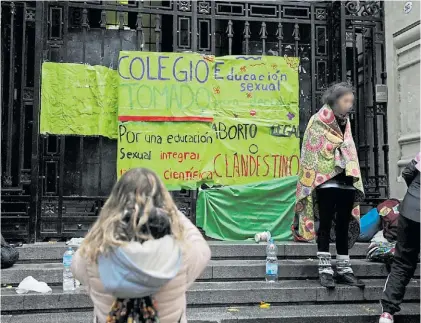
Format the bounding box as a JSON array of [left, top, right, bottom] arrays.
[[106, 297, 159, 323], [106, 298, 183, 323], [1, 234, 19, 269], [377, 199, 400, 242], [358, 208, 381, 242]]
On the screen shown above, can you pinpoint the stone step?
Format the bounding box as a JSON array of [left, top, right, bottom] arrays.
[[2, 303, 420, 323], [187, 280, 420, 306], [1, 279, 419, 313], [16, 241, 370, 263], [4, 259, 417, 286]]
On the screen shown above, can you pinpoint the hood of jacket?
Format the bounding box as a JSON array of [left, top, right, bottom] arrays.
[[98, 235, 182, 299]]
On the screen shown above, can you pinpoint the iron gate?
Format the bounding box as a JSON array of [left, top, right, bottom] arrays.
[[1, 1, 388, 242]]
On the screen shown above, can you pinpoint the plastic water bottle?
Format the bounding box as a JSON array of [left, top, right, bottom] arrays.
[[63, 247, 76, 292], [265, 238, 278, 282]]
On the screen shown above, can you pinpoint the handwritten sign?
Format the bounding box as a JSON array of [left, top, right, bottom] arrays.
[[117, 52, 300, 189]]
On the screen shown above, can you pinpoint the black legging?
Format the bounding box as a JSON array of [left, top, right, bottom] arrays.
[[316, 188, 356, 255]]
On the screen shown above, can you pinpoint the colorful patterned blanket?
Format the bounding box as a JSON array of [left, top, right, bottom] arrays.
[[292, 105, 365, 247]]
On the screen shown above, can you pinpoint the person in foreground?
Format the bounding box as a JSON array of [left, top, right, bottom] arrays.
[[292, 82, 365, 289], [380, 153, 420, 323], [71, 168, 211, 323]]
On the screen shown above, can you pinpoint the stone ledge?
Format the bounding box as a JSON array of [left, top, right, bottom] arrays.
[[2, 303, 420, 323], [4, 259, 416, 286], [1, 279, 419, 312], [16, 242, 371, 262], [186, 280, 420, 305]]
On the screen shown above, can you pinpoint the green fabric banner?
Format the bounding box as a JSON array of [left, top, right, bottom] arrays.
[[40, 62, 118, 139], [196, 176, 298, 241]]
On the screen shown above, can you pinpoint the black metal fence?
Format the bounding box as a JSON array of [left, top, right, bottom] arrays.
[[1, 1, 388, 242]]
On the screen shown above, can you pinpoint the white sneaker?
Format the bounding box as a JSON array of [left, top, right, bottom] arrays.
[[379, 312, 394, 323]]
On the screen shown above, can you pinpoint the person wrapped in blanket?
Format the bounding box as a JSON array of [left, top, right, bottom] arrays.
[[292, 82, 365, 289], [379, 152, 421, 323]]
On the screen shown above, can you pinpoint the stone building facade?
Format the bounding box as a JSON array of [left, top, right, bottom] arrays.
[[384, 1, 420, 198], [1, 1, 392, 241]]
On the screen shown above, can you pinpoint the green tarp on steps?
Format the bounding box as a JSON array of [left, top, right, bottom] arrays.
[[196, 176, 298, 241]]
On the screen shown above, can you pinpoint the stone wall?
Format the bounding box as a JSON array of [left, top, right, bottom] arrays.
[[384, 1, 420, 198]]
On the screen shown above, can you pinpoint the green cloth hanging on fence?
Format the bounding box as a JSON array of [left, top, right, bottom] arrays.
[[196, 176, 298, 241]]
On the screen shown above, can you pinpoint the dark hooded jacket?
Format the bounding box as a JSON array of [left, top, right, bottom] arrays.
[[399, 157, 420, 223]]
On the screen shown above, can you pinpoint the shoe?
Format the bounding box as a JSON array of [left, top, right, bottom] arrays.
[[334, 272, 365, 288], [379, 312, 394, 323], [317, 252, 335, 289], [319, 272, 335, 289]]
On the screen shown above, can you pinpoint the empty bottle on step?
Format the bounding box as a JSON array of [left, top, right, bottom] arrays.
[[265, 238, 278, 282], [63, 247, 77, 292]]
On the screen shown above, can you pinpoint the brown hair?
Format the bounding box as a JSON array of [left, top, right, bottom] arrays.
[[321, 82, 355, 107], [79, 168, 183, 262]]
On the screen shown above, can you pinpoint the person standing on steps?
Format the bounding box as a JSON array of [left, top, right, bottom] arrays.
[[292, 82, 365, 289], [379, 152, 420, 323]]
